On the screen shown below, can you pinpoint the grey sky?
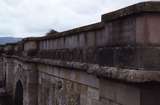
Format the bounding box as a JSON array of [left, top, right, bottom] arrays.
[[0, 0, 154, 37]]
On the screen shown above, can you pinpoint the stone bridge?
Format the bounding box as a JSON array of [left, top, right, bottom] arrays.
[[0, 2, 160, 105]]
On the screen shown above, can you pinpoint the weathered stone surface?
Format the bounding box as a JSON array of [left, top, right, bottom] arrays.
[[136, 14, 160, 45], [104, 17, 136, 46], [100, 79, 140, 105], [0, 1, 160, 105], [140, 83, 160, 105], [102, 1, 160, 22], [97, 47, 114, 66], [24, 41, 37, 51]]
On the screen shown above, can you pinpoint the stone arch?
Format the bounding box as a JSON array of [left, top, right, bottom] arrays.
[[14, 80, 23, 105]]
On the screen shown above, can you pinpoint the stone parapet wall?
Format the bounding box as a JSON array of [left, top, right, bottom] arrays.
[[2, 2, 160, 71]]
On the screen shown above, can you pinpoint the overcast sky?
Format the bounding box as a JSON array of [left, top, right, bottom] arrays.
[[0, 0, 156, 37]]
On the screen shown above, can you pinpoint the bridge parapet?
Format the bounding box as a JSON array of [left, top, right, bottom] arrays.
[[1, 1, 160, 81]]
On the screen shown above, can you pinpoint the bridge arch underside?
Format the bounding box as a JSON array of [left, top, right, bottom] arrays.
[[15, 80, 23, 105]]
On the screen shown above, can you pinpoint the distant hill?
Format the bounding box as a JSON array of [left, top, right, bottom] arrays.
[[0, 37, 22, 45]]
